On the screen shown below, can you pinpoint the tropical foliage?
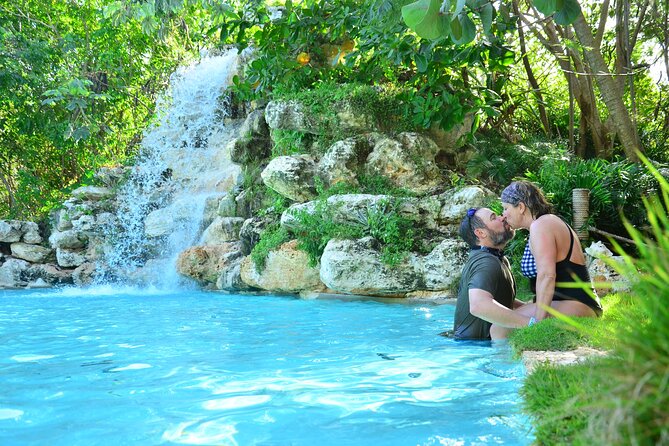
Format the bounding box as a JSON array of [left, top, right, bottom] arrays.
[[3, 0, 669, 220]]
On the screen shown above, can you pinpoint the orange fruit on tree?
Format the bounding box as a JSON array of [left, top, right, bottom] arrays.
[[296, 52, 311, 65]]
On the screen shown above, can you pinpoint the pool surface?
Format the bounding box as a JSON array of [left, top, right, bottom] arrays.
[[0, 288, 532, 445]]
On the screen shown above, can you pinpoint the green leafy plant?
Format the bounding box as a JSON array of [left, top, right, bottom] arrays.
[[249, 223, 291, 272], [291, 201, 365, 266]]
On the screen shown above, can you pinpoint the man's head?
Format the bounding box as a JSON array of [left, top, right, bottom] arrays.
[[458, 207, 515, 249]]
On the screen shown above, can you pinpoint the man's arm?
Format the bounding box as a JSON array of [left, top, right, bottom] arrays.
[[469, 288, 533, 328]]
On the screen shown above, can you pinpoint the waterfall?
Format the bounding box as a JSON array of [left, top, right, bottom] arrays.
[[98, 49, 242, 288]]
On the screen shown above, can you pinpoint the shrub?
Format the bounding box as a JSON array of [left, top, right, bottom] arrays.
[[291, 201, 364, 266], [249, 223, 291, 272]]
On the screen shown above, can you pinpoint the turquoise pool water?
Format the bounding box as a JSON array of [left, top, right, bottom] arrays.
[[0, 288, 532, 445]]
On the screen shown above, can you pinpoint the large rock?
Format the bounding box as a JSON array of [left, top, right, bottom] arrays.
[[0, 220, 23, 243], [216, 255, 254, 291], [265, 100, 313, 133], [217, 192, 237, 217], [585, 241, 630, 296], [239, 217, 274, 255], [230, 109, 271, 164], [240, 239, 324, 293], [261, 155, 318, 202], [176, 242, 244, 285], [435, 186, 497, 224], [0, 220, 41, 243], [71, 186, 114, 201], [21, 222, 42, 244], [201, 217, 246, 245], [10, 243, 54, 263], [25, 263, 74, 285], [428, 114, 476, 168], [419, 238, 468, 290], [317, 135, 379, 187], [73, 262, 97, 287], [0, 258, 30, 288], [56, 248, 87, 268], [365, 133, 444, 194], [49, 230, 88, 250], [94, 166, 128, 187], [319, 237, 422, 296], [319, 236, 468, 297]]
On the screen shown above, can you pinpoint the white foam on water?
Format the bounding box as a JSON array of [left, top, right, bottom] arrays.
[[162, 420, 238, 445], [202, 395, 271, 411], [108, 363, 152, 372], [10, 354, 55, 362], [0, 409, 23, 420]]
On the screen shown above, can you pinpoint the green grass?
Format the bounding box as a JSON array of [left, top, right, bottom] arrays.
[[508, 292, 641, 354]]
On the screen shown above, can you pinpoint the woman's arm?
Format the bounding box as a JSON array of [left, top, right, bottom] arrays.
[[530, 220, 558, 320]]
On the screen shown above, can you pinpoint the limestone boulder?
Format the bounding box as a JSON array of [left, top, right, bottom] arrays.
[[230, 109, 271, 164], [21, 222, 42, 244], [317, 135, 379, 187], [25, 263, 74, 285], [265, 100, 313, 133], [49, 230, 88, 250], [428, 114, 475, 169], [201, 217, 246, 245], [217, 192, 237, 217], [261, 155, 318, 202], [0, 220, 23, 243], [240, 239, 324, 293], [10, 243, 54, 264], [56, 248, 87, 268], [419, 238, 468, 290], [239, 217, 274, 255], [216, 255, 255, 291], [435, 186, 497, 224], [0, 220, 39, 243], [585, 241, 631, 296], [94, 166, 128, 187], [176, 242, 244, 285], [319, 237, 423, 296], [71, 186, 114, 201], [0, 258, 30, 288], [73, 262, 97, 287], [365, 133, 443, 194], [71, 215, 96, 232], [319, 236, 469, 297], [53, 208, 74, 231]]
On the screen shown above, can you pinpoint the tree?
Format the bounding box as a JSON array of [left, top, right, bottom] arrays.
[[402, 0, 645, 160]]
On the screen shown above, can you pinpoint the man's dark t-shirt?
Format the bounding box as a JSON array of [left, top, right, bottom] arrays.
[[453, 249, 516, 340]]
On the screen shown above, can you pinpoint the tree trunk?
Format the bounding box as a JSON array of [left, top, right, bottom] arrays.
[[513, 0, 551, 136], [571, 12, 642, 161]]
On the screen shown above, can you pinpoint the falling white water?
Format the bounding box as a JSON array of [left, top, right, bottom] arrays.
[[98, 49, 242, 288]]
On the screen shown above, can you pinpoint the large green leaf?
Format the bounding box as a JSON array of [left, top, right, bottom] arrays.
[[450, 13, 476, 45], [402, 0, 433, 31], [478, 3, 494, 36], [554, 0, 582, 25], [533, 0, 558, 16], [402, 0, 450, 40]]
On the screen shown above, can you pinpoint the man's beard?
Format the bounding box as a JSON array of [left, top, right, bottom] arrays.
[[487, 226, 515, 246]]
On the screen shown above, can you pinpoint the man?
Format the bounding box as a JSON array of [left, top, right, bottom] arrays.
[[453, 207, 534, 340]]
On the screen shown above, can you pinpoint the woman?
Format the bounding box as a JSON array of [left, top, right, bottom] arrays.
[[501, 181, 602, 322]]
